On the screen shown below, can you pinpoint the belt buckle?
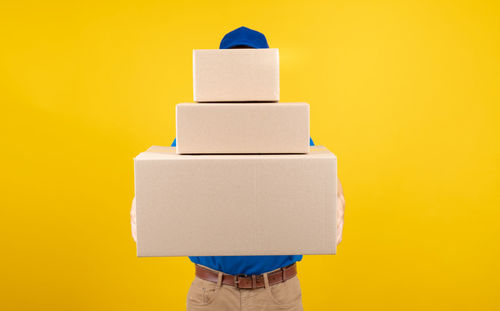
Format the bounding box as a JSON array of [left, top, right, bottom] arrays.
[[234, 274, 247, 288]]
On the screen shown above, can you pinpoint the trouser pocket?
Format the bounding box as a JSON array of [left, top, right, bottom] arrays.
[[187, 277, 221, 307], [266, 275, 303, 306]]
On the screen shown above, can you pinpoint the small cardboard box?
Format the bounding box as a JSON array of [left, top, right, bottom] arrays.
[[176, 103, 310, 154], [193, 49, 279, 102], [134, 146, 337, 257]]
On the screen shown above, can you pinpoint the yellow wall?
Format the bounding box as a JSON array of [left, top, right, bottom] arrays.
[[1, 0, 499, 310]]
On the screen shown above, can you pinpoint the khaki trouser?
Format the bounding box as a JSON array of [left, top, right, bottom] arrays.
[[186, 271, 304, 311]]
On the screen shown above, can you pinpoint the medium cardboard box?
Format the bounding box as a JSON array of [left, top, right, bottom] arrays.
[[176, 103, 310, 154], [134, 146, 337, 257], [193, 49, 279, 102]]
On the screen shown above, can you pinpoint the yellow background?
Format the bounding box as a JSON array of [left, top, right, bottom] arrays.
[[1, 0, 499, 310]]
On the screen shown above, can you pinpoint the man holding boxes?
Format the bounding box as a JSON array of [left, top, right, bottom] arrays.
[[130, 27, 345, 310]]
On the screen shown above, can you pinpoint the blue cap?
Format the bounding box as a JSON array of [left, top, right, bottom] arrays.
[[219, 27, 269, 49]]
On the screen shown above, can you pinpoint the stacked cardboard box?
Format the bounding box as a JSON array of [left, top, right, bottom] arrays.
[[135, 49, 337, 257]]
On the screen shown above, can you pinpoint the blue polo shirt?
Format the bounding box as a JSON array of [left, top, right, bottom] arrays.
[[171, 137, 315, 275]]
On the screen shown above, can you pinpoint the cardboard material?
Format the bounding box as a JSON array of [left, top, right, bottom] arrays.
[[193, 49, 279, 102], [135, 146, 337, 257], [176, 103, 310, 154]]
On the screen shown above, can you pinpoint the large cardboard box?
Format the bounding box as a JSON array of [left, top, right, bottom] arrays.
[[193, 49, 279, 102], [176, 103, 310, 154], [135, 146, 337, 257]]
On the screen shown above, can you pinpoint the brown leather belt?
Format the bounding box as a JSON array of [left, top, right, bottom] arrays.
[[195, 263, 297, 289]]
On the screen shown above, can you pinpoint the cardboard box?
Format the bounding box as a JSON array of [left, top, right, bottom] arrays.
[[193, 49, 279, 102], [176, 103, 310, 154], [134, 146, 337, 257]]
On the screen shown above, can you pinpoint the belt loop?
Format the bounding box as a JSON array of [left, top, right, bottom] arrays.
[[281, 267, 286, 281], [263, 273, 270, 289], [252, 275, 257, 289], [217, 272, 223, 288]]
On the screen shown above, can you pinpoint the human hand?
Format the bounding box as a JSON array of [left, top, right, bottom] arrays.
[[131, 197, 137, 243], [337, 178, 345, 246]]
